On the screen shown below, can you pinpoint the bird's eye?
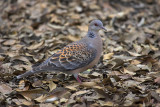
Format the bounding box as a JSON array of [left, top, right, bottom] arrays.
[[94, 23, 98, 26]]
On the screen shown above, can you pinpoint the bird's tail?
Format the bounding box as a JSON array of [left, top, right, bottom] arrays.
[[16, 70, 34, 79]]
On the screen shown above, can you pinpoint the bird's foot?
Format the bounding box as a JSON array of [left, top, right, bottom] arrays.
[[74, 74, 82, 83]]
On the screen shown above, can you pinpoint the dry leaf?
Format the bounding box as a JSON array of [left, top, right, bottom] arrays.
[[74, 90, 90, 96], [156, 88, 160, 94], [81, 82, 97, 88], [131, 60, 141, 65], [124, 92, 136, 106], [39, 103, 56, 107], [155, 76, 160, 84], [65, 84, 79, 91], [12, 98, 33, 106], [103, 53, 114, 60], [35, 88, 68, 103], [35, 94, 57, 103], [0, 84, 12, 95], [0, 55, 5, 61], [11, 44, 23, 50], [3, 39, 16, 45], [27, 41, 44, 50], [18, 89, 48, 101], [77, 25, 88, 32], [123, 68, 136, 75], [48, 81, 57, 92], [90, 72, 102, 77], [99, 100, 115, 106], [108, 58, 124, 68]]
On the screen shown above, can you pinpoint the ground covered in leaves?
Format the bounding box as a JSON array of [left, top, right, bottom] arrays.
[[0, 0, 160, 106]]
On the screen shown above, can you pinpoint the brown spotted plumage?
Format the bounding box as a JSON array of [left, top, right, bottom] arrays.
[[16, 19, 107, 83]]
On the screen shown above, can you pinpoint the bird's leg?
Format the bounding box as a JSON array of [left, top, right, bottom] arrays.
[[74, 74, 82, 83]]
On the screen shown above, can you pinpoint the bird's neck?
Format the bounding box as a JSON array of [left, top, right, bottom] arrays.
[[85, 30, 102, 48], [85, 30, 103, 57], [87, 30, 98, 38]]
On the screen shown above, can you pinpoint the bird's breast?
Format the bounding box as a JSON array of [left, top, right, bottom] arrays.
[[88, 36, 103, 65]]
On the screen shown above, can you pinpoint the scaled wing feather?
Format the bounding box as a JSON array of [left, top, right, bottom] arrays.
[[49, 43, 97, 71]]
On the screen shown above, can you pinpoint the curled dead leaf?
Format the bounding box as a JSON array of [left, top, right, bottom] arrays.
[[18, 89, 48, 101], [73, 90, 90, 96], [12, 98, 33, 106], [3, 39, 17, 45], [123, 68, 136, 75], [35, 94, 58, 103], [81, 82, 97, 88], [124, 92, 136, 106], [0, 84, 12, 95], [35, 87, 68, 103], [65, 84, 79, 91], [103, 53, 114, 60], [48, 81, 57, 92], [131, 60, 141, 65], [90, 72, 102, 78], [60, 35, 80, 42], [11, 44, 23, 51], [27, 41, 44, 50], [133, 43, 142, 53], [0, 55, 5, 61], [99, 100, 115, 106], [154, 76, 160, 84], [12, 64, 31, 71], [108, 58, 124, 68], [77, 25, 88, 32], [11, 56, 31, 64]]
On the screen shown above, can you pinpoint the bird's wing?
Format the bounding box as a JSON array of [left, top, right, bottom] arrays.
[[33, 43, 97, 72]]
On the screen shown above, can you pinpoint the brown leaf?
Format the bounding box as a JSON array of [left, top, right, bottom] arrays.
[[123, 67, 136, 75], [12, 98, 33, 106], [77, 25, 88, 32], [124, 80, 141, 87], [35, 94, 58, 103], [133, 43, 142, 53], [150, 91, 160, 102], [18, 89, 48, 101], [103, 53, 114, 60], [81, 82, 97, 88], [108, 58, 124, 68], [39, 103, 56, 107], [90, 72, 102, 78], [65, 84, 79, 91], [11, 44, 23, 51], [12, 64, 31, 71], [99, 100, 115, 106], [3, 39, 16, 45], [0, 55, 5, 61], [6, 52, 19, 57], [48, 81, 57, 92], [61, 35, 80, 42], [131, 60, 141, 65], [123, 92, 136, 106], [127, 51, 142, 56], [73, 90, 90, 96], [27, 41, 44, 50], [156, 88, 160, 94], [0, 84, 12, 95], [155, 76, 160, 84], [35, 88, 68, 103]]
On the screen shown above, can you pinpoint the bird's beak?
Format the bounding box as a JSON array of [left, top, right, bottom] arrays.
[[101, 26, 107, 31]]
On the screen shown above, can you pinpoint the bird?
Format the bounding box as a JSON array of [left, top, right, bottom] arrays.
[[16, 19, 107, 83]]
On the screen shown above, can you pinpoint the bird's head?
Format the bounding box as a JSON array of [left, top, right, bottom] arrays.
[[89, 19, 107, 32]]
